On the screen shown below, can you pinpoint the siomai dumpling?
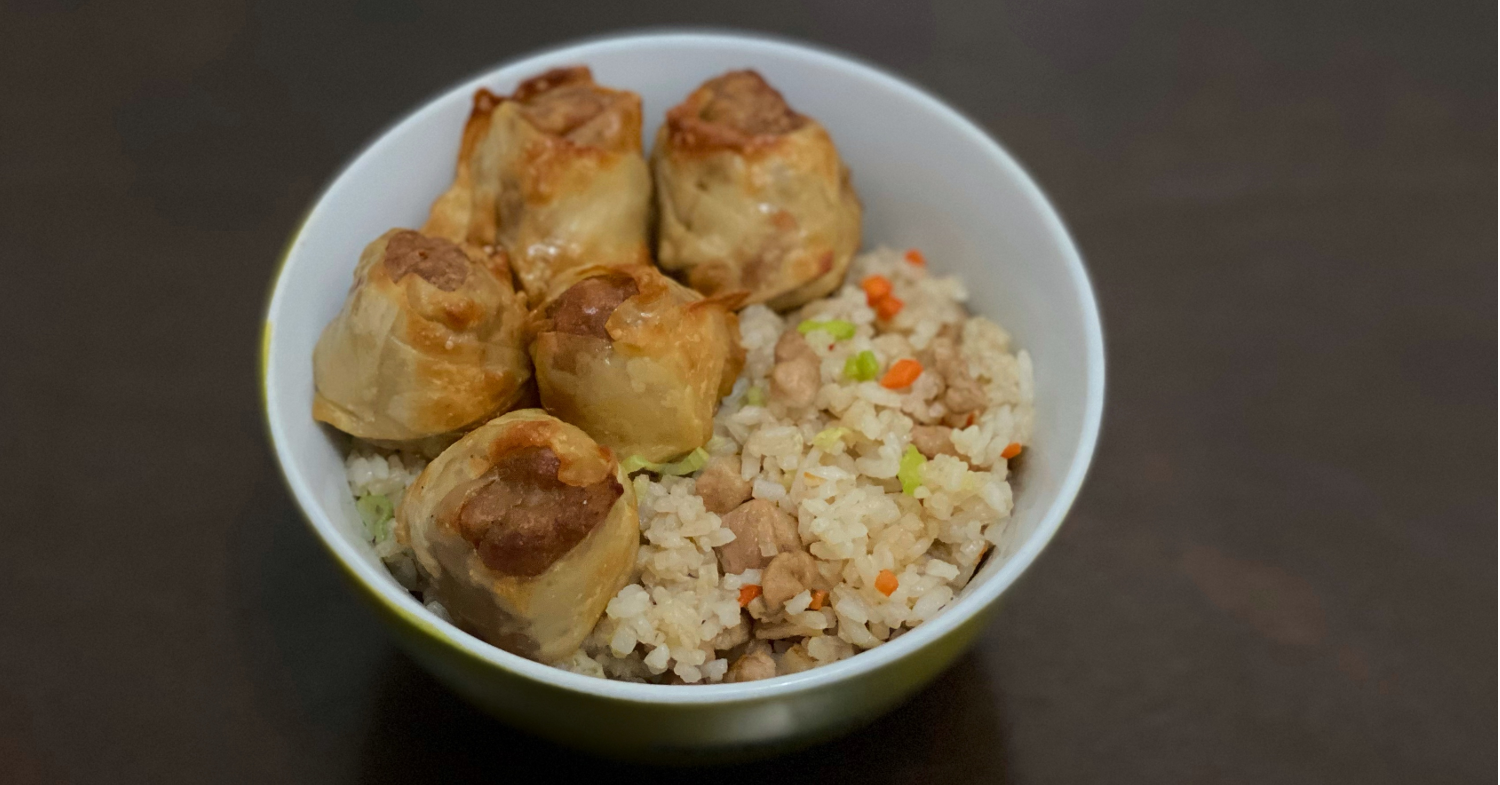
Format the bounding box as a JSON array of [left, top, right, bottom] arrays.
[[529, 265, 745, 463], [397, 409, 638, 662], [652, 70, 862, 311], [423, 66, 652, 304], [312, 229, 530, 450]]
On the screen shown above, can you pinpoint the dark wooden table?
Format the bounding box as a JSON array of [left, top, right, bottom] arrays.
[[2, 1, 1492, 782]]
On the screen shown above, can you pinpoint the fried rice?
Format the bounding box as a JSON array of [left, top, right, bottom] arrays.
[[344, 247, 1034, 683]]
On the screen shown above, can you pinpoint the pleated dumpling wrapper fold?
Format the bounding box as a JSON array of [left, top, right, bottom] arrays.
[[424, 66, 652, 304], [652, 70, 862, 311], [528, 265, 745, 464], [312, 229, 531, 450], [397, 409, 639, 662]]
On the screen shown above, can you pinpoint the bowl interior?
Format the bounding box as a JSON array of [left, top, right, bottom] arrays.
[[263, 32, 1103, 701]]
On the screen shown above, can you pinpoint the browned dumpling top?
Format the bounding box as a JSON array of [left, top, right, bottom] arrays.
[[652, 70, 862, 311], [312, 229, 530, 449], [510, 66, 642, 149], [423, 66, 652, 304], [663, 69, 807, 146]]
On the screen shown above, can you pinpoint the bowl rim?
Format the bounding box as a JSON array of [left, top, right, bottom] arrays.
[[261, 28, 1105, 706]]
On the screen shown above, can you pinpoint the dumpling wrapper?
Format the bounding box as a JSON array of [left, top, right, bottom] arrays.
[[312, 229, 531, 449], [423, 66, 652, 304], [397, 409, 639, 662], [652, 70, 863, 311], [529, 265, 745, 463]]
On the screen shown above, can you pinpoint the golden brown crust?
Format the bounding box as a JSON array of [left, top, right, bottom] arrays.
[[383, 230, 470, 291], [512, 67, 593, 102], [719, 309, 748, 398], [472, 87, 504, 116], [481, 417, 614, 486], [663, 70, 807, 152], [421, 90, 504, 246]]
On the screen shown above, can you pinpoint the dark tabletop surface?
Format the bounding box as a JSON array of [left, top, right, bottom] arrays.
[[2, 1, 1493, 782]]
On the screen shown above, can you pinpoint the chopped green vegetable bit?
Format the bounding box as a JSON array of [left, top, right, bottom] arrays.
[[813, 427, 851, 452], [898, 445, 927, 495], [620, 448, 710, 477], [797, 319, 856, 340], [841, 355, 860, 379], [662, 448, 709, 475], [743, 385, 767, 407], [356, 493, 394, 541], [619, 454, 657, 474], [842, 350, 880, 381]]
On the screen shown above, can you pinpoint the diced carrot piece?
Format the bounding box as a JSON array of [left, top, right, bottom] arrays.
[[809, 589, 828, 611], [874, 570, 899, 596], [738, 584, 762, 607], [904, 248, 926, 267], [1001, 442, 1023, 460], [874, 295, 904, 320], [880, 358, 923, 389], [861, 275, 893, 304]]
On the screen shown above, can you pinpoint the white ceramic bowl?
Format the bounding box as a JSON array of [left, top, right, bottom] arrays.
[[262, 31, 1103, 762]]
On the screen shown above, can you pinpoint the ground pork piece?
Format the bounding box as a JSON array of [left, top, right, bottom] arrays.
[[710, 613, 751, 650], [724, 649, 777, 683], [910, 425, 960, 459], [695, 456, 753, 514], [717, 499, 803, 574], [771, 358, 819, 408], [542, 271, 640, 340], [774, 329, 818, 363], [943, 410, 979, 429], [930, 326, 986, 414], [943, 374, 986, 414], [777, 643, 817, 675], [761, 551, 822, 611], [770, 329, 820, 408]]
